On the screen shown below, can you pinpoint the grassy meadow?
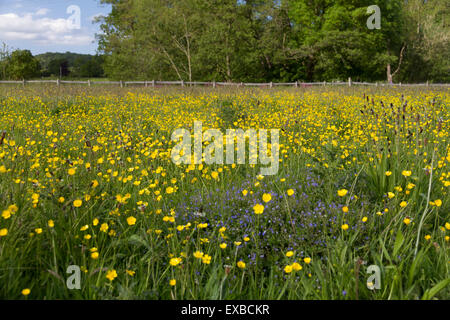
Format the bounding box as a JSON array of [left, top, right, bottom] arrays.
[[0, 85, 448, 299]]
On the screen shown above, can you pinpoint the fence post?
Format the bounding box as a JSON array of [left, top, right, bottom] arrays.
[[213, 81, 216, 88], [269, 82, 273, 88], [181, 80, 184, 87], [145, 81, 148, 88], [426, 81, 429, 87], [152, 80, 155, 87], [22, 79, 25, 88], [295, 81, 298, 88], [56, 79, 60, 87], [87, 80, 91, 87], [120, 80, 123, 88], [348, 77, 352, 86]]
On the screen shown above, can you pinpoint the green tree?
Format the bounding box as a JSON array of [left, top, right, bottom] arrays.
[[99, 0, 205, 81], [78, 55, 104, 77], [96, 0, 448, 83], [6, 50, 41, 80], [398, 0, 449, 82], [0, 42, 12, 80], [287, 0, 404, 82], [195, 0, 261, 81], [48, 58, 70, 77]]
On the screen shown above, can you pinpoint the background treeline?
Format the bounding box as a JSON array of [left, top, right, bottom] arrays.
[[38, 52, 105, 78], [0, 0, 448, 82], [97, 0, 449, 83], [0, 47, 105, 80]]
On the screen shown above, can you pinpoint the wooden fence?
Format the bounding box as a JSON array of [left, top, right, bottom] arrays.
[[0, 78, 448, 88]]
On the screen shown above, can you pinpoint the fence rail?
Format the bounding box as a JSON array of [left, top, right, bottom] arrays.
[[0, 79, 448, 88]]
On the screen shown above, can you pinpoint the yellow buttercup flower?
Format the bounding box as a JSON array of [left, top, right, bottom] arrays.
[[292, 262, 302, 271], [262, 193, 272, 203], [106, 269, 118, 281], [21, 288, 31, 296], [100, 223, 109, 232], [284, 265, 293, 273], [127, 216, 137, 226], [2, 210, 11, 220], [402, 170, 412, 177], [337, 189, 348, 197], [166, 186, 174, 194], [169, 257, 182, 266], [202, 254, 212, 264], [253, 203, 264, 215], [193, 251, 204, 259], [73, 199, 82, 208]]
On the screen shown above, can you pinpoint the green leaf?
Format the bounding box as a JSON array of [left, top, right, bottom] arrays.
[[379, 238, 392, 264], [421, 278, 450, 300], [407, 249, 425, 288], [393, 229, 404, 258], [128, 234, 150, 249]]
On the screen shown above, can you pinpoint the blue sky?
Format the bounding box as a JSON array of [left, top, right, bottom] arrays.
[[0, 0, 111, 55]]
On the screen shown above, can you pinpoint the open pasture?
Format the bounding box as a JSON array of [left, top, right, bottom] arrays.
[[0, 85, 448, 299]]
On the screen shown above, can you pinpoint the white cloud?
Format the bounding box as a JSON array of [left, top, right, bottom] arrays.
[[0, 12, 94, 46], [35, 8, 50, 16]]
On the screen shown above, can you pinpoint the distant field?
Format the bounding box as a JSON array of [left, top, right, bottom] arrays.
[[0, 86, 448, 299]]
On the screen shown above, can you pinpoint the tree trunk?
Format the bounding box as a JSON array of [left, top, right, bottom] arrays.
[[387, 63, 393, 84], [183, 15, 192, 82]]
